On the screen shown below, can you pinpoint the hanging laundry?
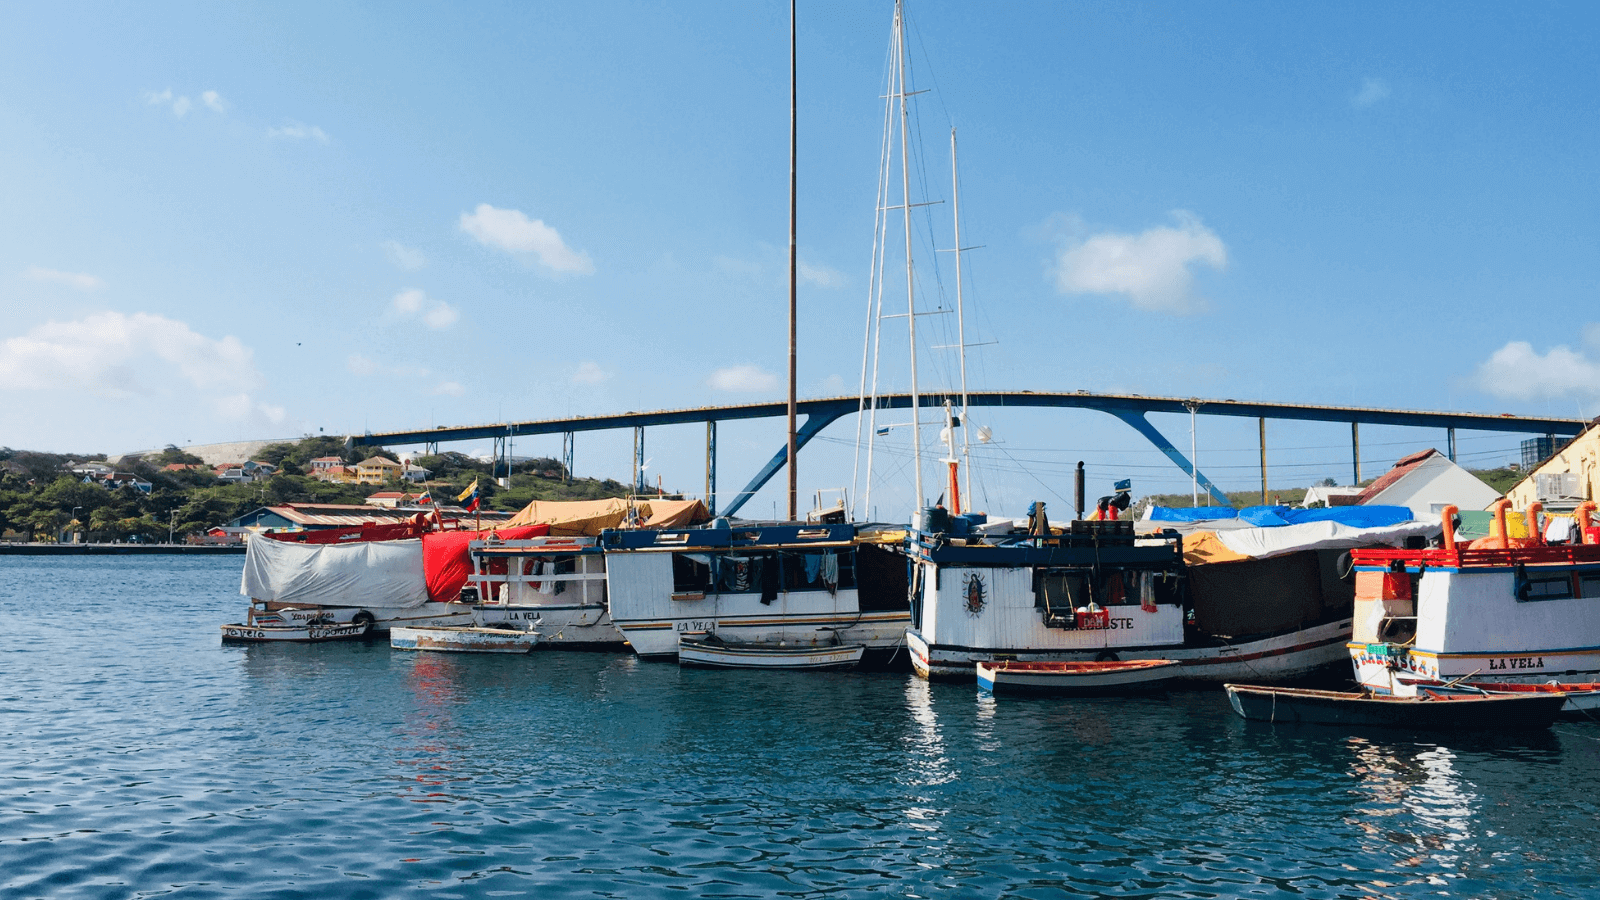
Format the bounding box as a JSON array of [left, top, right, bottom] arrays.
[[820, 552, 839, 597]]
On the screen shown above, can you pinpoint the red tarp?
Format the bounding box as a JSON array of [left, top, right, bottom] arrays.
[[421, 525, 550, 602]]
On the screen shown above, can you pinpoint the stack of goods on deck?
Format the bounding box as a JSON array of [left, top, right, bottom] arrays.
[[1139, 505, 1438, 636]]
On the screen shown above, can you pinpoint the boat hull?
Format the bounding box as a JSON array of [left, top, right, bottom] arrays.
[[910, 617, 1352, 683], [1225, 683, 1566, 730], [678, 636, 865, 669], [390, 625, 540, 654], [220, 621, 371, 643], [976, 659, 1181, 695], [473, 603, 624, 648]]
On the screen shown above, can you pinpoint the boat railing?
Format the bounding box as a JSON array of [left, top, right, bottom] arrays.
[[1352, 544, 1600, 569]]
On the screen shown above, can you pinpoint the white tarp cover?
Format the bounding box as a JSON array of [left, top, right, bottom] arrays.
[[1214, 519, 1440, 561], [240, 537, 429, 608]]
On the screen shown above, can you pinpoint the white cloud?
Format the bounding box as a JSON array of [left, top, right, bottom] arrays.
[[432, 381, 466, 397], [389, 288, 458, 330], [1473, 335, 1600, 401], [572, 361, 610, 385], [214, 393, 285, 425], [268, 121, 330, 143], [1353, 77, 1391, 109], [422, 304, 459, 329], [201, 90, 227, 113], [382, 240, 426, 271], [707, 364, 780, 393], [0, 311, 259, 397], [1049, 210, 1226, 314], [799, 260, 847, 289], [144, 88, 192, 117], [459, 203, 595, 275], [23, 266, 103, 291]]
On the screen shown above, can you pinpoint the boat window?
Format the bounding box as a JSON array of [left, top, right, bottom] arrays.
[[778, 549, 854, 593], [1581, 573, 1600, 599], [1036, 572, 1090, 613], [672, 553, 716, 594], [1517, 575, 1574, 602]]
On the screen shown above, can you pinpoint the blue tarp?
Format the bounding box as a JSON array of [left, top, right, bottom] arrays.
[[1147, 505, 1416, 528], [1146, 506, 1239, 523]]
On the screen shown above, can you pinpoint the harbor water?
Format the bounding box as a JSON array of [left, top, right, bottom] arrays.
[[5, 556, 1600, 898]]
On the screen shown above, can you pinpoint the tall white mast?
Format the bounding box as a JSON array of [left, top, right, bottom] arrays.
[[895, 0, 924, 509], [949, 127, 972, 508]]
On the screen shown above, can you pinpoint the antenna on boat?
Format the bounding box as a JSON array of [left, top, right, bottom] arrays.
[[785, 0, 799, 521]]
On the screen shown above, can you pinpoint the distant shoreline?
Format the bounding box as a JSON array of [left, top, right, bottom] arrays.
[[0, 543, 245, 556]]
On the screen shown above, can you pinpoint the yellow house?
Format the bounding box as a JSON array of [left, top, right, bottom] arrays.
[[1506, 422, 1600, 511], [354, 456, 404, 485]]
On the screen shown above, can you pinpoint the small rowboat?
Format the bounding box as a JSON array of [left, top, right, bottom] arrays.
[[390, 625, 541, 654], [1393, 676, 1600, 715], [220, 621, 371, 643], [976, 659, 1182, 695], [1224, 683, 1567, 730], [677, 632, 865, 669]]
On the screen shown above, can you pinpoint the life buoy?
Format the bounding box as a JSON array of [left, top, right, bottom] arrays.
[[1336, 551, 1355, 583], [351, 610, 376, 628], [1095, 650, 1120, 662]]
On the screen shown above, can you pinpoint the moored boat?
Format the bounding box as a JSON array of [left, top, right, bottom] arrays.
[[390, 624, 541, 654], [1350, 500, 1600, 693], [1224, 683, 1567, 730], [975, 658, 1181, 695], [469, 534, 623, 648], [603, 520, 910, 661], [220, 619, 372, 643], [677, 632, 865, 669], [1390, 675, 1600, 714]]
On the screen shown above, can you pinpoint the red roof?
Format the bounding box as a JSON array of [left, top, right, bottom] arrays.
[[1357, 449, 1440, 504]]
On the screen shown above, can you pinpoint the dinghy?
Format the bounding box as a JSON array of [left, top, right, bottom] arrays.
[[976, 659, 1181, 695]]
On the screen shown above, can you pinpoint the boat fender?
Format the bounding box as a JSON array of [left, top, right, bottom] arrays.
[[352, 610, 376, 628], [1335, 551, 1355, 583], [1095, 650, 1119, 662]]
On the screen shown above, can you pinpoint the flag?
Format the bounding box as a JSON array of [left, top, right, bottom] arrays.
[[457, 479, 480, 512], [415, 491, 433, 506], [1114, 478, 1132, 493]]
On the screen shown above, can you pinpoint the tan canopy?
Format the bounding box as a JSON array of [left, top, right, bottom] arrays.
[[501, 497, 710, 535]]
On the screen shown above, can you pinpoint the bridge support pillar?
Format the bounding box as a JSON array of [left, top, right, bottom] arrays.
[[633, 427, 645, 494], [723, 411, 847, 518], [1106, 410, 1229, 506], [562, 432, 574, 483], [1447, 427, 1456, 462], [1352, 422, 1361, 486], [705, 421, 717, 517]]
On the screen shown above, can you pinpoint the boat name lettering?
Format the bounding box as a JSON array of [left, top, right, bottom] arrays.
[[1488, 656, 1545, 671], [1079, 617, 1136, 631], [223, 627, 265, 639], [675, 620, 716, 633]]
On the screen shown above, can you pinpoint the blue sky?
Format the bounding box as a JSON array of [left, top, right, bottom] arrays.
[[3, 1, 1597, 518]]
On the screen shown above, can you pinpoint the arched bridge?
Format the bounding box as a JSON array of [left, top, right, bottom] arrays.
[[361, 392, 1587, 517]]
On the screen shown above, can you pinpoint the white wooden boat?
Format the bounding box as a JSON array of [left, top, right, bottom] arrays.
[[677, 632, 866, 669], [1390, 674, 1600, 714], [220, 620, 371, 643], [976, 658, 1181, 695], [1350, 501, 1600, 692], [469, 536, 625, 648], [604, 522, 910, 660], [390, 625, 541, 654]]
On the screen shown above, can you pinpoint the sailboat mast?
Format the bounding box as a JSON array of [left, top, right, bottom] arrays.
[[895, 0, 924, 509], [950, 127, 972, 509], [786, 0, 798, 521]]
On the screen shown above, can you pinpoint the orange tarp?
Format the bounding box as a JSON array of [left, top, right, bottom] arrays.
[[1181, 530, 1252, 566], [500, 497, 711, 535]]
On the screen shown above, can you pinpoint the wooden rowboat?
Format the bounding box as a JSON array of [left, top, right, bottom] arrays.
[[976, 659, 1182, 695], [677, 633, 865, 670], [390, 625, 541, 654], [220, 621, 371, 643], [1224, 683, 1566, 730], [1393, 676, 1600, 714]]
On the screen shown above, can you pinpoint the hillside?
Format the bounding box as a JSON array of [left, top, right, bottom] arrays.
[[1141, 466, 1520, 512]]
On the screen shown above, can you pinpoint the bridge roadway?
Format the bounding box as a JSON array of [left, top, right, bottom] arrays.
[[362, 392, 1587, 517]]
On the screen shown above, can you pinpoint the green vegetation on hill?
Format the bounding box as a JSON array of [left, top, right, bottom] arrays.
[[0, 437, 638, 543], [1141, 466, 1520, 512]]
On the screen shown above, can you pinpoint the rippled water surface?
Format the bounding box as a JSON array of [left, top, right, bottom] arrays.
[[5, 555, 1600, 898]]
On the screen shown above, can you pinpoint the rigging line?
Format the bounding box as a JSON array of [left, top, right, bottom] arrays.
[[853, 43, 900, 519]]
